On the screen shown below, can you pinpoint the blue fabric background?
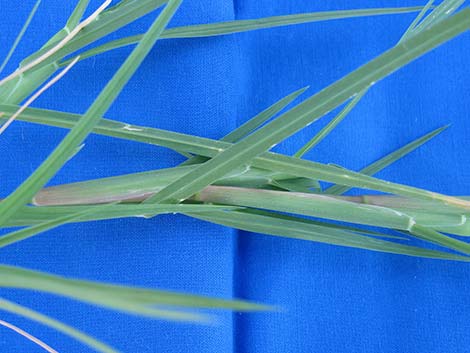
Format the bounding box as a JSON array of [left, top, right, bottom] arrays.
[[1, 1, 470, 352]]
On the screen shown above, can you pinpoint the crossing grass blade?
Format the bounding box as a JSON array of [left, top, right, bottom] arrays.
[[325, 125, 449, 195], [0, 298, 117, 353], [1, 104, 466, 209], [181, 86, 309, 166], [142, 11, 470, 208], [60, 6, 425, 65], [293, 0, 454, 159], [0, 0, 182, 227]]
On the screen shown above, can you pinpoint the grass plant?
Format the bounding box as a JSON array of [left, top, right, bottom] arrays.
[[1, 0, 469, 351]]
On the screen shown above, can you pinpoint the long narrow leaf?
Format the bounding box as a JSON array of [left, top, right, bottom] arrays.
[[61, 7, 425, 65], [0, 265, 268, 313], [294, 89, 367, 157], [325, 125, 448, 195], [0, 0, 41, 75]]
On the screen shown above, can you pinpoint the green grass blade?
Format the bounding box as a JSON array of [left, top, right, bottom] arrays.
[[61, 6, 426, 65], [399, 0, 434, 43], [409, 223, 470, 255], [0, 298, 117, 353], [66, 0, 91, 30], [0, 209, 90, 248], [294, 89, 367, 157], [0, 0, 182, 226], [412, 0, 464, 35], [0, 0, 41, 75], [189, 209, 470, 261], [143, 11, 470, 207], [294, 0, 444, 159], [223, 87, 309, 143], [325, 125, 449, 195], [2, 203, 241, 228], [20, 0, 167, 68], [2, 105, 467, 209], [192, 186, 420, 231], [182, 86, 309, 166], [0, 265, 269, 314]]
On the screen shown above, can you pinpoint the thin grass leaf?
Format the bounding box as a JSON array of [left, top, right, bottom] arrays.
[[294, 89, 368, 157], [189, 209, 470, 261], [66, 0, 91, 30], [143, 11, 470, 208], [0, 0, 182, 226], [61, 6, 426, 65], [0, 265, 269, 313], [2, 203, 240, 235], [182, 86, 309, 166], [399, 0, 435, 43], [1, 104, 467, 210], [0, 298, 117, 353], [0, 0, 41, 75], [325, 125, 449, 195], [0, 208, 90, 248], [412, 0, 465, 35]]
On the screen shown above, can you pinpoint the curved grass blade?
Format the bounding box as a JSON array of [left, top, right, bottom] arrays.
[[189, 209, 470, 261], [0, 0, 182, 226], [143, 11, 470, 207], [61, 6, 425, 65], [325, 125, 449, 195], [0, 298, 117, 353], [0, 0, 42, 75]]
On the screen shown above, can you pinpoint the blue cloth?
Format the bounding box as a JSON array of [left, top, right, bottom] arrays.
[[1, 0, 470, 352]]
